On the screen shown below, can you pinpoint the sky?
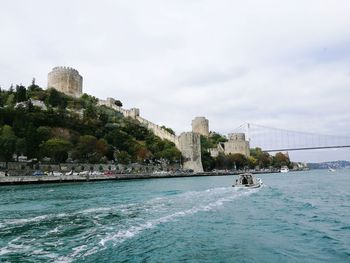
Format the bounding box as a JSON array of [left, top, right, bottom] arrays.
[[0, 0, 350, 162]]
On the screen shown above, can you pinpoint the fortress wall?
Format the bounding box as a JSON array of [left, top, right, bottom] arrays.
[[98, 98, 203, 172], [98, 99, 131, 117], [98, 99, 179, 146], [136, 116, 179, 147]]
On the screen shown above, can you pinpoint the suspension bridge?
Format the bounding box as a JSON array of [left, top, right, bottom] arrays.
[[232, 123, 350, 152]]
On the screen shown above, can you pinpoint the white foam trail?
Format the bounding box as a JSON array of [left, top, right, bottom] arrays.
[[6, 215, 49, 226], [0, 186, 260, 262], [0, 237, 31, 256], [99, 187, 259, 246], [1, 188, 231, 230], [79, 207, 112, 214], [0, 213, 69, 229]]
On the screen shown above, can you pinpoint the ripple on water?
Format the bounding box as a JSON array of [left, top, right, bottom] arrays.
[[1, 171, 349, 262]]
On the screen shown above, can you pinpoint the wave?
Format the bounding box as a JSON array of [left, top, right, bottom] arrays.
[[99, 187, 259, 247], [0, 185, 261, 262]]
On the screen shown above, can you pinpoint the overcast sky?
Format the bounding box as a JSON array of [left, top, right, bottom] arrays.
[[1, 0, 350, 162]]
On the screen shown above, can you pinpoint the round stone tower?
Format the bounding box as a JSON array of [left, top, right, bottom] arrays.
[[47, 66, 83, 97], [191, 117, 209, 137]]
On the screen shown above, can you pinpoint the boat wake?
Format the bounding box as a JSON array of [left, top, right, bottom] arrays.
[[99, 187, 259, 247], [0, 186, 261, 262]]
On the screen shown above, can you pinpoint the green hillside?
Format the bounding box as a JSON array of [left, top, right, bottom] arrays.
[[0, 82, 181, 165]]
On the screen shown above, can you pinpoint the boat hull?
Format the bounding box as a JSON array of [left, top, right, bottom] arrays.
[[232, 183, 262, 189]]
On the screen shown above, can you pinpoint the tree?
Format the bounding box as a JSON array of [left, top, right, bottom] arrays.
[[161, 125, 175, 135], [46, 88, 67, 109], [228, 153, 248, 170], [15, 85, 27, 102], [25, 124, 40, 158], [40, 138, 72, 163], [37, 126, 52, 143], [84, 104, 97, 119], [215, 152, 227, 169], [210, 132, 228, 144], [16, 138, 27, 157], [0, 125, 17, 165], [273, 152, 291, 168], [250, 147, 272, 168], [136, 147, 152, 162], [115, 151, 131, 164], [73, 135, 108, 163], [201, 151, 215, 171], [0, 89, 3, 107], [5, 94, 15, 107], [247, 156, 258, 169], [114, 100, 123, 107]]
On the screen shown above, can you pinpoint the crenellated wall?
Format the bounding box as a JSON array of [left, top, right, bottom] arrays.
[[136, 116, 179, 148], [98, 98, 203, 172]]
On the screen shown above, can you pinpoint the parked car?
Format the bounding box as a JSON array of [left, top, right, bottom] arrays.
[[104, 171, 114, 176], [33, 171, 46, 176]]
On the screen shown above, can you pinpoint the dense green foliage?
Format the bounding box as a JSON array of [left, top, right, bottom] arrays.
[[200, 133, 227, 171], [0, 84, 181, 164]]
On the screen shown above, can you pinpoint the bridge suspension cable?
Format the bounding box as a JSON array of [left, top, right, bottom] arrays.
[[232, 123, 350, 152]]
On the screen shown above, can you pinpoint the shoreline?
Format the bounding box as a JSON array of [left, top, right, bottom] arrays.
[[0, 170, 287, 186]]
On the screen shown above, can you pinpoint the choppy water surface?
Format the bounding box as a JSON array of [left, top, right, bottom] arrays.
[[0, 170, 349, 262]]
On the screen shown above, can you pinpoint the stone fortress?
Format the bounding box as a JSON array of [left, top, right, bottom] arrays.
[[209, 133, 250, 157], [99, 98, 203, 172], [190, 117, 250, 157], [48, 67, 83, 98], [47, 66, 249, 172]]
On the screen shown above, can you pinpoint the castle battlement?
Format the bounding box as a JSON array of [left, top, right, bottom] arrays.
[[48, 66, 83, 98], [51, 66, 80, 75]]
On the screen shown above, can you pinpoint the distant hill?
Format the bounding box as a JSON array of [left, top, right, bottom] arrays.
[[307, 160, 350, 169]]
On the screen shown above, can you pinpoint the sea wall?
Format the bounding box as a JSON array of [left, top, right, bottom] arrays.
[[0, 162, 180, 176]]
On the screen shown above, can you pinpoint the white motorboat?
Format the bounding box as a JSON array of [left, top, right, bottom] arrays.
[[328, 167, 336, 172], [232, 173, 263, 188], [280, 166, 289, 173]]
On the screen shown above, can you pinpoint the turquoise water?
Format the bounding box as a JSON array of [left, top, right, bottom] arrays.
[[0, 170, 349, 262]]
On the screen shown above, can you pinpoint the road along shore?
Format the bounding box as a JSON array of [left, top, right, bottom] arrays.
[[0, 170, 281, 186]]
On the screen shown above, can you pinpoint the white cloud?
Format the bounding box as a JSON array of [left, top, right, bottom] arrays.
[[1, 0, 350, 161]]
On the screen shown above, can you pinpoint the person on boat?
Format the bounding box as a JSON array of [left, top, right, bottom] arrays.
[[242, 175, 248, 185], [247, 175, 253, 185]]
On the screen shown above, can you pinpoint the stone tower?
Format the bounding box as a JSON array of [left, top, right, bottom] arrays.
[[178, 132, 203, 172], [224, 133, 250, 157], [47, 66, 83, 97], [191, 117, 209, 137]]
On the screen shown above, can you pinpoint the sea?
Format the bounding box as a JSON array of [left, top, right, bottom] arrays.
[[0, 170, 349, 262]]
